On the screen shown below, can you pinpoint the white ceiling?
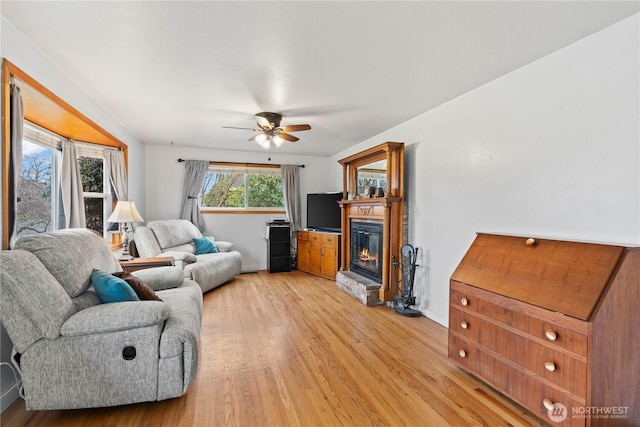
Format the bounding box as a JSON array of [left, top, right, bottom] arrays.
[[2, 1, 638, 157]]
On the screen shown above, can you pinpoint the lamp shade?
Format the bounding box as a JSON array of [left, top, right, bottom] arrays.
[[106, 201, 144, 224]]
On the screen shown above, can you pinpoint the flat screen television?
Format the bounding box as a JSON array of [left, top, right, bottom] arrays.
[[306, 192, 342, 232]]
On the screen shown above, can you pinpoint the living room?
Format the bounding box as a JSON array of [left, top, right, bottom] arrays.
[[1, 2, 639, 426]]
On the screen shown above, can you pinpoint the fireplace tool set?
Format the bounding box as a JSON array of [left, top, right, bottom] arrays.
[[393, 244, 421, 317]]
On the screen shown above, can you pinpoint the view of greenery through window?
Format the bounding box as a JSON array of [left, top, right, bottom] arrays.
[[17, 138, 108, 238], [79, 156, 105, 234], [201, 169, 284, 209]]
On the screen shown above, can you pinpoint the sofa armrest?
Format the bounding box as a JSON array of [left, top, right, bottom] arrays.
[[131, 266, 186, 291], [213, 241, 234, 252], [60, 302, 170, 337]]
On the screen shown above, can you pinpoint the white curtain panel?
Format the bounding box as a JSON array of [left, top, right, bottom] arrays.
[[104, 149, 128, 200], [9, 81, 24, 248], [179, 160, 208, 231], [60, 140, 86, 228], [281, 165, 302, 232]]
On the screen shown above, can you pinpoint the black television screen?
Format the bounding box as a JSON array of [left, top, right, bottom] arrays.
[[306, 192, 342, 232]]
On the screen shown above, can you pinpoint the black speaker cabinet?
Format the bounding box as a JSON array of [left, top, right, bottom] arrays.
[[267, 223, 291, 273]]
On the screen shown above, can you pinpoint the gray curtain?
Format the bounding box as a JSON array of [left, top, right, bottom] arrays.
[[179, 160, 208, 231], [104, 149, 128, 200], [60, 140, 86, 228], [8, 81, 24, 248], [281, 164, 302, 233]]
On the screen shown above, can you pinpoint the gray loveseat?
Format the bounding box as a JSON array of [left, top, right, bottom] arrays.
[[133, 219, 242, 293], [0, 229, 202, 410]]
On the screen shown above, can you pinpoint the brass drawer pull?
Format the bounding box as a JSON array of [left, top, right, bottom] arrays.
[[460, 321, 468, 329], [545, 329, 557, 341], [460, 297, 469, 306], [544, 361, 557, 372], [459, 349, 467, 358], [543, 399, 555, 411]]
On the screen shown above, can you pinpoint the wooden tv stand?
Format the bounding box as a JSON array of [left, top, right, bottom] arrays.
[[297, 230, 341, 280], [449, 233, 639, 426]]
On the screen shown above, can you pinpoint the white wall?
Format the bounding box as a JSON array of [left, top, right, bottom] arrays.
[[330, 14, 640, 326], [0, 17, 146, 412], [144, 145, 333, 271]]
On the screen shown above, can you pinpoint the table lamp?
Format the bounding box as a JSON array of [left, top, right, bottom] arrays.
[[106, 200, 144, 260]]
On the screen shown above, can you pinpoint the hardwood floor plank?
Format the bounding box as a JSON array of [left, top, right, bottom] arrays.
[[1, 270, 547, 426]]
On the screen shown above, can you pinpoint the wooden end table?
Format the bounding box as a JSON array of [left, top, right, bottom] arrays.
[[120, 257, 175, 273]]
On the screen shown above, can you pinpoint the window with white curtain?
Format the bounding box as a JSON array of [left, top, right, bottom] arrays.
[[17, 121, 115, 237]]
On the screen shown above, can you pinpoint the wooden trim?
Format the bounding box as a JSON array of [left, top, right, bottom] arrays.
[[1, 58, 129, 249], [178, 159, 304, 169], [2, 61, 12, 249], [201, 209, 286, 215]]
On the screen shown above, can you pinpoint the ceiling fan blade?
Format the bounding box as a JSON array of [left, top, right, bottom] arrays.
[[222, 126, 261, 131], [280, 124, 311, 133], [277, 132, 299, 142], [256, 115, 273, 130]]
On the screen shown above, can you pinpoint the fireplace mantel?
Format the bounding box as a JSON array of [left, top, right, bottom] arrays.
[[337, 142, 404, 302]]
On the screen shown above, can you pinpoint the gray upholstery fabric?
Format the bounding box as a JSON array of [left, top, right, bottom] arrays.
[[156, 280, 202, 398], [14, 228, 118, 297], [21, 325, 162, 410], [133, 219, 242, 294], [132, 267, 186, 291], [0, 250, 76, 353], [148, 219, 202, 250], [158, 251, 197, 264], [213, 241, 234, 252], [132, 226, 162, 258], [71, 290, 102, 311], [186, 251, 243, 293], [1, 229, 203, 410], [61, 302, 170, 337]]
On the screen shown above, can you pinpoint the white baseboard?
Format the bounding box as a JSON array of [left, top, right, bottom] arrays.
[[419, 308, 448, 328]]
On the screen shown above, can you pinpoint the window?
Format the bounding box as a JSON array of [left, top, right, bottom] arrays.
[[17, 137, 58, 235], [200, 164, 285, 211], [16, 122, 114, 239]]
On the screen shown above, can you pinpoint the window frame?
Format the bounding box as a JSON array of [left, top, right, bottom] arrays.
[[199, 161, 286, 214], [2, 59, 128, 248], [17, 122, 116, 237]]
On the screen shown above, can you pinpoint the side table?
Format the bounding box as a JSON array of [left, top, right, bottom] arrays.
[[120, 257, 175, 273]]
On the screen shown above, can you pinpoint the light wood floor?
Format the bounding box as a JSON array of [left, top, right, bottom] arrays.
[[1, 270, 547, 427]]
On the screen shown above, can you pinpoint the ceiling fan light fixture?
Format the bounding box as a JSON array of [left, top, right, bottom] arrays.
[[255, 133, 271, 149], [273, 134, 285, 147]]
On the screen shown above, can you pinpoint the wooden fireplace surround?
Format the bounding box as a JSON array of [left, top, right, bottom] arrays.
[[337, 141, 404, 301]]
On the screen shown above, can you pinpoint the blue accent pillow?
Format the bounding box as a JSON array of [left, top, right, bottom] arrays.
[[91, 269, 141, 303], [194, 237, 218, 254]]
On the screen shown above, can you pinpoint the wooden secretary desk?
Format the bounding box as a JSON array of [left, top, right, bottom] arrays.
[[449, 233, 639, 427]]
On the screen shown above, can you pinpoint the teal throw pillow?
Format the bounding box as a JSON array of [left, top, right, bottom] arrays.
[[91, 269, 141, 303], [194, 237, 218, 254]]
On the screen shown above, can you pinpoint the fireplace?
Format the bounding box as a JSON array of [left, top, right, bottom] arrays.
[[350, 221, 383, 283]]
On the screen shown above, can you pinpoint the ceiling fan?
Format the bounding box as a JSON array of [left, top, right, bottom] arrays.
[[223, 112, 311, 149]]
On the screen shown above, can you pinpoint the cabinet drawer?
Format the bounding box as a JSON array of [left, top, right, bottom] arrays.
[[450, 307, 528, 366], [452, 280, 588, 357], [297, 231, 308, 241], [309, 233, 321, 242], [523, 376, 586, 427], [526, 318, 588, 357], [525, 342, 587, 397], [450, 282, 477, 312], [449, 334, 527, 406], [321, 234, 338, 245]]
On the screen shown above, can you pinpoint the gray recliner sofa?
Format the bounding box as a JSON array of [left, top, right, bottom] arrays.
[[133, 219, 242, 293], [0, 228, 203, 410]]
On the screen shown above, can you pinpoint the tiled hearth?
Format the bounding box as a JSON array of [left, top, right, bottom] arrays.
[[335, 271, 383, 306]]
